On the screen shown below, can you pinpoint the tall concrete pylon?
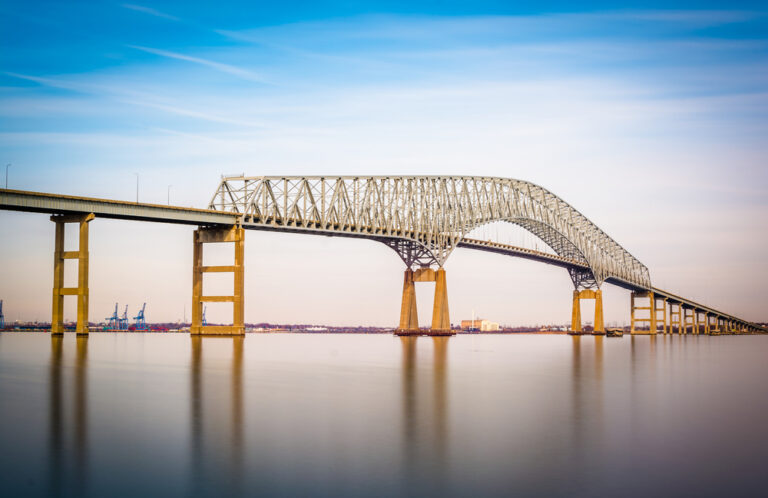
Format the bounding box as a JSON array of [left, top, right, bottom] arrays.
[[571, 289, 604, 335], [397, 267, 453, 336], [191, 226, 245, 336], [51, 213, 94, 335]]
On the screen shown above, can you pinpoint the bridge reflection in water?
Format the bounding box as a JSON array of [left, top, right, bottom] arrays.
[[188, 335, 454, 497], [19, 333, 768, 498], [400, 336, 449, 495], [47, 335, 88, 497], [190, 336, 244, 497]]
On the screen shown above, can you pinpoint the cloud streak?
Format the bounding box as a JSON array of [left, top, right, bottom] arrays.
[[121, 3, 179, 22], [127, 45, 268, 83]]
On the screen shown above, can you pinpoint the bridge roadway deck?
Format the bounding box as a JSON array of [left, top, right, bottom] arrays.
[[460, 239, 765, 331], [1, 188, 763, 332], [0, 188, 238, 226]]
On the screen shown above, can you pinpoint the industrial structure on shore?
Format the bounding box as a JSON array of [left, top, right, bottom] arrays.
[[460, 319, 500, 332], [1, 176, 765, 337], [104, 302, 148, 330]]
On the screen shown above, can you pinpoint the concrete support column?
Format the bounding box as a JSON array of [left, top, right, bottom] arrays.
[[191, 226, 245, 336], [234, 231, 244, 333], [681, 307, 693, 335], [398, 269, 419, 331], [571, 289, 603, 335], [396, 267, 453, 336], [76, 218, 90, 336], [593, 289, 604, 334], [658, 297, 668, 334], [50, 213, 94, 336], [630, 291, 656, 335], [191, 230, 203, 334], [669, 303, 682, 334], [51, 221, 65, 335], [571, 291, 582, 333], [431, 268, 450, 332]]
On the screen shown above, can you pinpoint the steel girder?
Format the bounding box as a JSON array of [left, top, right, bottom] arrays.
[[209, 176, 651, 289]]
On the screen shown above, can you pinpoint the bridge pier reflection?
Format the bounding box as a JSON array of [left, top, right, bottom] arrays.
[[47, 335, 89, 496], [189, 336, 244, 496], [400, 336, 450, 494]]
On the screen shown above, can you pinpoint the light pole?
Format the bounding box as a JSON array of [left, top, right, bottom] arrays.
[[5, 163, 9, 189], [167, 185, 172, 205], [134, 173, 139, 203]]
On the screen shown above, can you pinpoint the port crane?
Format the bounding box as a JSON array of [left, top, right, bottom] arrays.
[[106, 303, 120, 329], [134, 303, 147, 330], [119, 305, 129, 330], [202, 305, 207, 326]]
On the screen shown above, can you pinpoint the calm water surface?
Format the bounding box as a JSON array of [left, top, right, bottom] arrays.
[[1, 332, 767, 497]]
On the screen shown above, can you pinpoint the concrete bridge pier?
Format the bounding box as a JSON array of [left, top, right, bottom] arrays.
[[630, 291, 658, 334], [669, 303, 682, 334], [658, 296, 668, 334], [51, 213, 94, 336], [396, 267, 453, 336], [682, 307, 695, 335], [191, 226, 244, 336], [398, 269, 419, 332], [712, 317, 723, 334], [571, 289, 604, 335]]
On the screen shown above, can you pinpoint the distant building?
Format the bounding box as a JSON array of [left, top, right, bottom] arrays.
[[460, 319, 500, 332]]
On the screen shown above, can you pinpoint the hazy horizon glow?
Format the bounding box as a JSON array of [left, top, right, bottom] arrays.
[[1, 1, 767, 326]]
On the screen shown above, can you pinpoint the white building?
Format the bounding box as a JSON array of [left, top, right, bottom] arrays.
[[460, 319, 500, 332]]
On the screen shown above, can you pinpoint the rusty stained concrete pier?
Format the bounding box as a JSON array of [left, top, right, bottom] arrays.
[[396, 267, 453, 336]]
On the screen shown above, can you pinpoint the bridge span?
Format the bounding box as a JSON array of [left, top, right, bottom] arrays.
[[1, 179, 764, 336]]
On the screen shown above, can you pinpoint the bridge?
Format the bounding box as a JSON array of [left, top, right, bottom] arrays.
[[1, 176, 764, 336]]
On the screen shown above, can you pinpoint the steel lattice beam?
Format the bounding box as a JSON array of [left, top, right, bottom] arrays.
[[209, 176, 652, 290]]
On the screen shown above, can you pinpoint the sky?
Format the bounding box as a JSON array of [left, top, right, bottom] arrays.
[[1, 1, 767, 327]]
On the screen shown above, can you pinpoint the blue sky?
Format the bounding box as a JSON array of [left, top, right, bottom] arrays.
[[1, 1, 767, 325]]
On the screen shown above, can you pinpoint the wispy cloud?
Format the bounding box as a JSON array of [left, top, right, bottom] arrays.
[[127, 45, 268, 83], [218, 10, 761, 47], [125, 99, 266, 128], [121, 3, 179, 22], [2, 71, 266, 128]]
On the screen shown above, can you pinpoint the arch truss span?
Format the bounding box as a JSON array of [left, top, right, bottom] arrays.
[[209, 176, 651, 290]]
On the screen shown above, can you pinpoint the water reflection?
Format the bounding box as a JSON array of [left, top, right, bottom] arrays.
[[400, 336, 449, 495], [0, 331, 760, 497], [190, 336, 244, 497], [570, 334, 605, 477], [48, 336, 63, 497], [47, 336, 89, 497]]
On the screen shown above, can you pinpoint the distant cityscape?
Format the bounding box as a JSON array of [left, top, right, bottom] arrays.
[[0, 319, 609, 334], [4, 301, 762, 334]]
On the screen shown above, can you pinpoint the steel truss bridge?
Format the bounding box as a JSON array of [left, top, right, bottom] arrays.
[[1, 176, 764, 336]]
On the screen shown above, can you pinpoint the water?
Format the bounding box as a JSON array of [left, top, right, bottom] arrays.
[[0, 332, 766, 497]]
